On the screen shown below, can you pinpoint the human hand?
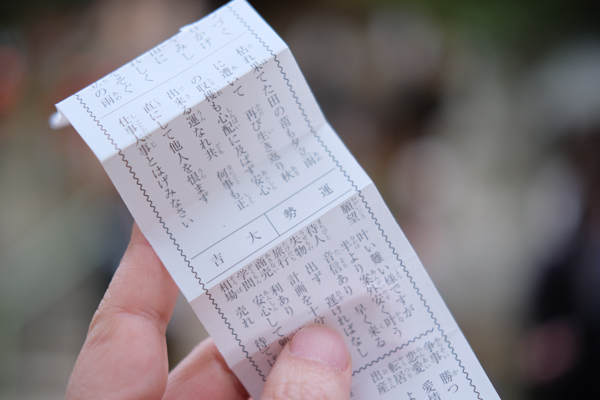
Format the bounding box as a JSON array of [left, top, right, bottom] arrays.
[[66, 224, 352, 400]]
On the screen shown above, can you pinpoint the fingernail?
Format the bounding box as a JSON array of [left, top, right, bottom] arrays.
[[289, 326, 350, 370]]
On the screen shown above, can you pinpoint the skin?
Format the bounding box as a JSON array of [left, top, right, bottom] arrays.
[[66, 224, 352, 400]]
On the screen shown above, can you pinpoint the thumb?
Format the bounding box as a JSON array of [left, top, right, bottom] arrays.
[[262, 325, 352, 400]]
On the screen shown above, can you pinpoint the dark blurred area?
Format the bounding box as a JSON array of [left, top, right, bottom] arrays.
[[1, 0, 599, 398]]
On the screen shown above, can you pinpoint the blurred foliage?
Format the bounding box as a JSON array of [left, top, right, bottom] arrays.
[[5, 0, 599, 58], [328, 0, 600, 54], [0, 0, 92, 28], [208, 0, 600, 61]]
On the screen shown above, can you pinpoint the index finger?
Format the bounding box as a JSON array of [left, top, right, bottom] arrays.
[[163, 337, 249, 400], [67, 224, 179, 400]]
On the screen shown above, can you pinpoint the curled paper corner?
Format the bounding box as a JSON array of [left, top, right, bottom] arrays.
[[49, 110, 71, 130]]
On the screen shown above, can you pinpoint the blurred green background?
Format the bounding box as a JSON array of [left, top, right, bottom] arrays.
[[1, 0, 600, 398]]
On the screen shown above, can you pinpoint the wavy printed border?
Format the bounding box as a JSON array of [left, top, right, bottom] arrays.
[[76, 93, 266, 381], [228, 4, 482, 399]]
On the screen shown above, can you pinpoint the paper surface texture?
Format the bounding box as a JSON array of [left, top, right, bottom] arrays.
[[57, 1, 501, 399]]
